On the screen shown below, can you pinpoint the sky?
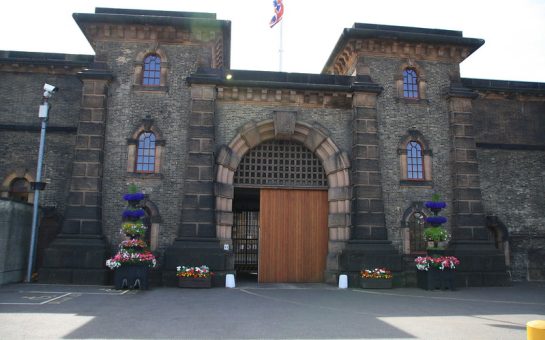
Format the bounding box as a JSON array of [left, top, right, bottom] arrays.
[[1, 0, 544, 82]]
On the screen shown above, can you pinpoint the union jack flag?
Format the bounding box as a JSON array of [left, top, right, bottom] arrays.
[[269, 0, 284, 28]]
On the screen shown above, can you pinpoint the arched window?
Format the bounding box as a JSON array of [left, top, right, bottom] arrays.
[[9, 177, 30, 202], [403, 68, 419, 98], [406, 141, 424, 180], [127, 117, 165, 175], [408, 211, 427, 253], [398, 130, 432, 186], [142, 54, 161, 86], [135, 132, 156, 173]]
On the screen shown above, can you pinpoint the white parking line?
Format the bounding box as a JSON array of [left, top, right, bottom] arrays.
[[0, 289, 130, 305]]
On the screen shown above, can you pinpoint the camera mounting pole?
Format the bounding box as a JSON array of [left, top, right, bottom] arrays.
[[26, 84, 57, 283]]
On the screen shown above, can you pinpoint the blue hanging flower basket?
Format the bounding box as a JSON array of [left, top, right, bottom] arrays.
[[123, 193, 145, 201], [122, 209, 146, 219], [425, 201, 447, 210], [426, 216, 447, 226]]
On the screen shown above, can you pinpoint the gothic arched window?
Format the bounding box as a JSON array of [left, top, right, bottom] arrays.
[[406, 141, 424, 180], [142, 54, 161, 86], [398, 130, 432, 186], [135, 132, 156, 173], [403, 68, 419, 98]]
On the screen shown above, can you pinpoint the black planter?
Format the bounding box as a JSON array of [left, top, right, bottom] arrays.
[[417, 268, 456, 290], [114, 264, 149, 290], [360, 278, 393, 289], [178, 276, 212, 288]]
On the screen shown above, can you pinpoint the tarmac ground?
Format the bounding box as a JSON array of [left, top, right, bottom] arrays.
[[0, 280, 544, 339]]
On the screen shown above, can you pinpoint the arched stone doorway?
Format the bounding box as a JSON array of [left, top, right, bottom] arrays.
[[215, 114, 351, 282]]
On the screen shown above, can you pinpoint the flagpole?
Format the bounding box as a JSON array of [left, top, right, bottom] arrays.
[[279, 20, 283, 72]]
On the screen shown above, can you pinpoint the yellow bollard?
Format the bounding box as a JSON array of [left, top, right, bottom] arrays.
[[527, 320, 545, 340]]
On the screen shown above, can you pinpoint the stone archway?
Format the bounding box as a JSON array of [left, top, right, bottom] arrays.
[[215, 112, 352, 279]]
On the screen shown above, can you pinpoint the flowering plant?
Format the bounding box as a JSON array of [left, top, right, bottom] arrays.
[[121, 222, 147, 236], [106, 184, 156, 272], [176, 265, 213, 278], [120, 239, 147, 249], [360, 267, 393, 279], [424, 226, 449, 242], [106, 249, 157, 269], [415, 256, 460, 271]]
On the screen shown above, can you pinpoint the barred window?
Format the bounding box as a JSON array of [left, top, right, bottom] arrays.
[[408, 211, 427, 253], [403, 68, 419, 98], [135, 132, 156, 173], [143, 54, 161, 86], [234, 140, 327, 188], [406, 141, 423, 179]]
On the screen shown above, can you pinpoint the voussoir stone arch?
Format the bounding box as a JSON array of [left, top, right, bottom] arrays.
[[215, 116, 352, 247]]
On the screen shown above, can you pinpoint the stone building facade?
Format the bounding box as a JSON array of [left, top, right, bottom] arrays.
[[0, 8, 543, 286]]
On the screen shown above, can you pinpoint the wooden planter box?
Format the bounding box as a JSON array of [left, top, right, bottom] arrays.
[[417, 269, 455, 291], [360, 277, 393, 289], [114, 265, 149, 290], [178, 276, 212, 288]]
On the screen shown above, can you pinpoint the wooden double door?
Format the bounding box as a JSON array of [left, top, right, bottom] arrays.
[[258, 189, 328, 283]]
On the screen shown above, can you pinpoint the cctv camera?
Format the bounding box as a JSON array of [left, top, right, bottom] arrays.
[[44, 83, 58, 93]]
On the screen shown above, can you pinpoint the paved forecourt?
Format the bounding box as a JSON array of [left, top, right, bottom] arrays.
[[0, 282, 543, 339]]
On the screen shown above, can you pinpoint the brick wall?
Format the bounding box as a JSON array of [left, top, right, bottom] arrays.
[[98, 41, 206, 252], [216, 102, 353, 152], [366, 56, 457, 250], [0, 72, 81, 216]]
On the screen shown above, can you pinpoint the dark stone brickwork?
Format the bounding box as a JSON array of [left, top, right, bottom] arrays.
[[0, 73, 83, 127], [98, 41, 204, 253], [472, 98, 545, 146], [0, 131, 75, 214], [216, 102, 353, 152], [0, 72, 82, 215], [477, 149, 545, 281], [351, 99, 387, 240], [365, 56, 455, 250]]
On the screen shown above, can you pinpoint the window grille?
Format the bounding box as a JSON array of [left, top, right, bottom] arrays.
[[143, 54, 161, 86], [406, 141, 423, 179], [135, 132, 156, 173], [232, 211, 259, 270], [409, 212, 427, 252], [403, 68, 419, 98], [234, 140, 327, 188]]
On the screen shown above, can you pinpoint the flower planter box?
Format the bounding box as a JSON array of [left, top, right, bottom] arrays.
[[178, 276, 212, 288], [114, 264, 149, 290], [417, 269, 455, 291], [360, 278, 393, 289]]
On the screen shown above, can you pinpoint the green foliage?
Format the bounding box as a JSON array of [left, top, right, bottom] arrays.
[[431, 193, 441, 202], [424, 226, 449, 242], [127, 183, 139, 194]]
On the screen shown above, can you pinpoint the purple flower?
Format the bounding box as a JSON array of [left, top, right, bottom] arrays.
[[426, 216, 447, 225], [122, 209, 145, 219], [123, 193, 145, 201], [425, 201, 447, 210]]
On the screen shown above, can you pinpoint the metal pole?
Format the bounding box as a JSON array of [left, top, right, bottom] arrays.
[[25, 101, 48, 283], [279, 20, 283, 72]]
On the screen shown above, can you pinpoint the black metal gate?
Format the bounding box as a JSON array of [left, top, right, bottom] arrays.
[[232, 211, 259, 271], [409, 212, 426, 253]]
